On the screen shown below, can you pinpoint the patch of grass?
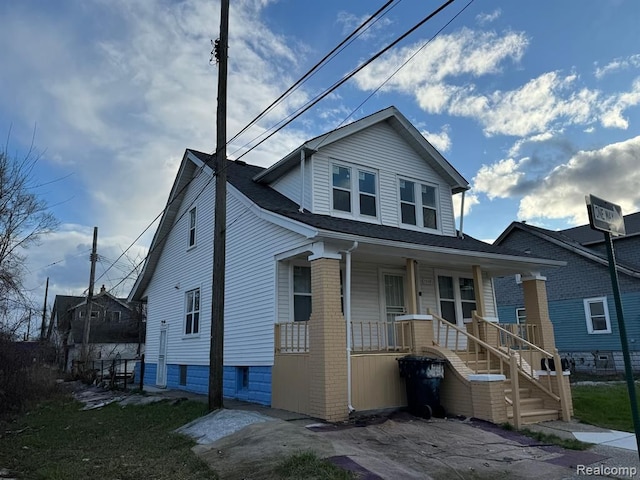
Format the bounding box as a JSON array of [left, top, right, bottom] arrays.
[[0, 394, 217, 480], [572, 382, 640, 432], [518, 428, 592, 451], [275, 451, 356, 480], [500, 423, 591, 450]]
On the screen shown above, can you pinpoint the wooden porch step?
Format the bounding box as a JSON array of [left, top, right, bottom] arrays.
[[507, 408, 560, 425]]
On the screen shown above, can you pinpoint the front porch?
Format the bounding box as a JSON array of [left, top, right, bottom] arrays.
[[271, 241, 572, 426]]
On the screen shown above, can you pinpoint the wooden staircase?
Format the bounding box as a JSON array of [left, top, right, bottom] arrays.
[[430, 313, 571, 427], [504, 379, 560, 425]]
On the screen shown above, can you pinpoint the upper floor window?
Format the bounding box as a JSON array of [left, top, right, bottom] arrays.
[[399, 179, 438, 230], [188, 207, 197, 248], [185, 288, 200, 335], [332, 163, 378, 218], [332, 166, 351, 212], [584, 297, 611, 334]]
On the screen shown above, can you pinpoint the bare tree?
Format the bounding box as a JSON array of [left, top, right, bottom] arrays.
[[0, 142, 58, 338]]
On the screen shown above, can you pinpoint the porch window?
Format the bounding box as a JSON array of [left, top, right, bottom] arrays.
[[516, 308, 526, 324], [293, 266, 312, 321], [332, 165, 351, 212], [584, 297, 611, 334], [185, 288, 200, 335], [437, 275, 476, 324], [188, 206, 197, 248], [399, 178, 439, 230]]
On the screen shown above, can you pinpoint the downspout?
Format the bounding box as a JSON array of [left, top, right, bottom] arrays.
[[458, 190, 466, 239], [299, 149, 305, 213], [342, 241, 358, 413]]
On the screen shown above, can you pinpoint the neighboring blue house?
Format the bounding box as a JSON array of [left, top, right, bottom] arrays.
[[493, 214, 640, 372]]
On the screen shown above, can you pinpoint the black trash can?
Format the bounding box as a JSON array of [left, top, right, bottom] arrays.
[[397, 355, 445, 419]]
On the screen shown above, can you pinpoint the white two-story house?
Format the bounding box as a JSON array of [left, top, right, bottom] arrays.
[[129, 107, 571, 425]]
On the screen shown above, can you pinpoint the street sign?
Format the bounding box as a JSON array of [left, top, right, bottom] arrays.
[[585, 194, 626, 236]]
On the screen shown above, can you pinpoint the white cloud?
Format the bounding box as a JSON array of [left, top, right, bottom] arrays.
[[336, 10, 393, 42], [517, 136, 640, 224], [594, 54, 640, 79], [476, 9, 501, 25], [421, 125, 451, 152], [508, 131, 555, 157], [473, 158, 525, 200]]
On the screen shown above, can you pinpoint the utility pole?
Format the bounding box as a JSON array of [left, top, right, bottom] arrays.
[[209, 0, 229, 411], [39, 277, 49, 341], [81, 227, 98, 368]]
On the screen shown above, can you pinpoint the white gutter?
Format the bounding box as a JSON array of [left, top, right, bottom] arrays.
[[458, 191, 465, 239], [341, 241, 358, 413], [299, 150, 305, 213]]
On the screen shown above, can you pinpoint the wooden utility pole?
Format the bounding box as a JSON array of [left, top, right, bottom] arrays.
[[81, 227, 98, 366], [209, 0, 229, 411], [39, 277, 49, 341]]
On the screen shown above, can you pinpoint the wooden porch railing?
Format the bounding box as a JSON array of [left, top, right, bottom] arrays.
[[350, 320, 412, 353], [432, 312, 568, 427], [275, 321, 309, 353], [274, 320, 413, 354], [499, 323, 539, 347]]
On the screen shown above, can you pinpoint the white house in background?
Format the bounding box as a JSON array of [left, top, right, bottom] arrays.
[[129, 106, 570, 425]]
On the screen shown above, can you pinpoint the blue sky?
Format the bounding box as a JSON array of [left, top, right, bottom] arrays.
[[1, 0, 640, 316]]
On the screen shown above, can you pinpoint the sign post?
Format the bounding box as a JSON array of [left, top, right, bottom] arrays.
[[586, 194, 640, 458]]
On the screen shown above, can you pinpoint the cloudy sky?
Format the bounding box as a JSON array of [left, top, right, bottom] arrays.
[[1, 0, 639, 321]]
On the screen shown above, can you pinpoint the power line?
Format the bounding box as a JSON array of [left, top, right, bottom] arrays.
[[99, 0, 458, 297]]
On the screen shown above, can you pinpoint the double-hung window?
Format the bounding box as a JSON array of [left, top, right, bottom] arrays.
[[188, 207, 197, 248], [332, 165, 351, 213], [293, 266, 312, 322], [399, 179, 438, 230], [358, 171, 377, 217], [185, 288, 200, 335], [584, 297, 611, 334], [332, 163, 378, 218]]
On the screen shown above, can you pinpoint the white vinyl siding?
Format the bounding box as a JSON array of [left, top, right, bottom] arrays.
[[311, 122, 457, 236], [143, 168, 307, 368], [270, 157, 314, 212]]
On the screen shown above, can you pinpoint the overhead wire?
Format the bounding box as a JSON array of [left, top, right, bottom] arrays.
[[100, 0, 461, 296]]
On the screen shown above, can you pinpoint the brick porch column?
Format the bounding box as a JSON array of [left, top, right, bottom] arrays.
[[308, 256, 348, 422], [522, 274, 557, 352]]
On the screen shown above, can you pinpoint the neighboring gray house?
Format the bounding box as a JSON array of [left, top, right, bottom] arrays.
[[494, 214, 640, 372], [51, 286, 144, 372]]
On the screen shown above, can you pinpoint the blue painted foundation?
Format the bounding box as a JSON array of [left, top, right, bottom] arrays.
[[139, 361, 272, 405]]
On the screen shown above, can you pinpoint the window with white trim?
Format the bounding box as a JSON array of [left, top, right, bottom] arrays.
[[331, 163, 378, 219], [515, 308, 526, 324], [188, 207, 197, 248], [293, 266, 312, 322], [399, 178, 438, 230], [332, 165, 351, 213], [584, 297, 611, 334], [185, 288, 200, 335]]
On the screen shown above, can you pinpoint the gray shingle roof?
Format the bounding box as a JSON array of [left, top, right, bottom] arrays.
[[190, 150, 546, 258]]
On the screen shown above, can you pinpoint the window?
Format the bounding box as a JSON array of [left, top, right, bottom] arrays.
[[358, 171, 377, 217], [331, 163, 378, 218], [516, 308, 526, 324], [188, 207, 197, 248], [584, 297, 611, 334], [107, 311, 121, 322], [399, 179, 438, 230], [293, 266, 312, 321], [179, 365, 187, 386], [332, 165, 351, 212], [437, 274, 476, 325], [185, 288, 200, 335]]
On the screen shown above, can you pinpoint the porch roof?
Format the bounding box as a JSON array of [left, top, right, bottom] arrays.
[[190, 150, 563, 276]]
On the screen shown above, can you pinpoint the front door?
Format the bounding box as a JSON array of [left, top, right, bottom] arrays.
[[156, 329, 167, 387], [383, 273, 406, 347]]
